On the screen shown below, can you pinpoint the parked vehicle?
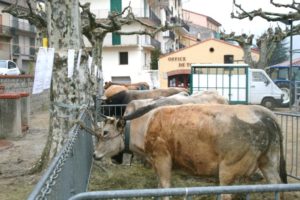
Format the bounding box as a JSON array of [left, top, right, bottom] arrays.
[[265, 65, 300, 106], [190, 64, 284, 109], [0, 60, 20, 75]]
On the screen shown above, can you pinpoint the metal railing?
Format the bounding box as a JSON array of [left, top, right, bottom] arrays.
[[28, 105, 300, 200], [70, 184, 300, 200], [295, 81, 300, 110], [28, 110, 94, 200], [275, 112, 300, 180]]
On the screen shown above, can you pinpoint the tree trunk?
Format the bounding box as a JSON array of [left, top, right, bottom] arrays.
[[46, 0, 93, 160]]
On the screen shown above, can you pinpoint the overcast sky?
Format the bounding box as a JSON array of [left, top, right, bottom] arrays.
[[182, 0, 296, 35], [182, 0, 300, 58]]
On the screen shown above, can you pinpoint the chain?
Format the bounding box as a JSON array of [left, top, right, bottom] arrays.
[[34, 111, 89, 200]]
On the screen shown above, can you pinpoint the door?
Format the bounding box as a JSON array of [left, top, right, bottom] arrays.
[[249, 70, 272, 104]]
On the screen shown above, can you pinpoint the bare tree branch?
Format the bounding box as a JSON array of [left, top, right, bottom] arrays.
[[271, 0, 300, 12], [232, 0, 300, 22], [2, 0, 47, 29]]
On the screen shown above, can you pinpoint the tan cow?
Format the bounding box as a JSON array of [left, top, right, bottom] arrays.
[[93, 104, 287, 200]]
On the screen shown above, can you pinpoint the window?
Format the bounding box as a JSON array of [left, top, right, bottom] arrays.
[[8, 61, 16, 69], [224, 55, 234, 64], [119, 52, 128, 65], [252, 71, 267, 82]]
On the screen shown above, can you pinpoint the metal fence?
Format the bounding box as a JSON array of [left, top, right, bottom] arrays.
[[295, 81, 300, 111], [28, 104, 300, 200], [28, 110, 94, 200], [275, 112, 300, 180]]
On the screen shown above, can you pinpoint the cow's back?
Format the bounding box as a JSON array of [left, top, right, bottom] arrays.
[[144, 104, 280, 176]]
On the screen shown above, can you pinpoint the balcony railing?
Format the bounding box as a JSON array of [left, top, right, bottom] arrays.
[[11, 21, 36, 33], [90, 8, 161, 25], [103, 34, 160, 49], [170, 16, 189, 32], [103, 34, 139, 46]]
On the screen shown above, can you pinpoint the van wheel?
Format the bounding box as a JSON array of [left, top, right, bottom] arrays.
[[277, 83, 294, 107], [261, 97, 276, 110]]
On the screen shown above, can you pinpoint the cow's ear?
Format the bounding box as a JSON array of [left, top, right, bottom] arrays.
[[117, 118, 126, 131]]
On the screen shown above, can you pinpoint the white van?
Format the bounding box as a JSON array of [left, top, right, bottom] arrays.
[[0, 60, 20, 75], [190, 64, 283, 109]]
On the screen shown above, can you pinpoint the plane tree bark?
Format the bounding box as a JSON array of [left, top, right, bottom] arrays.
[[4, 0, 180, 172]]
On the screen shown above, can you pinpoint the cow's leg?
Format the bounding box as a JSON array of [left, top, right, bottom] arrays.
[[218, 162, 235, 200], [152, 153, 172, 188], [150, 147, 172, 200], [218, 152, 258, 200]]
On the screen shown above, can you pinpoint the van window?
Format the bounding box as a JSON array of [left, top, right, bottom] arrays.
[[252, 71, 267, 82], [8, 61, 16, 69]]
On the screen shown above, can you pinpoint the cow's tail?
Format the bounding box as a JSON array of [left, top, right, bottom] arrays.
[[263, 114, 288, 184], [278, 124, 288, 184], [273, 119, 288, 184]]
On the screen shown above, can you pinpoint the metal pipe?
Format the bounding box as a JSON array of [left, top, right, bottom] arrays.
[[69, 184, 300, 200], [289, 19, 293, 110]]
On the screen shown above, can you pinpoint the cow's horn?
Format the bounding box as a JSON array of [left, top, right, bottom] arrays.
[[99, 113, 108, 119], [100, 95, 107, 100], [76, 120, 98, 136]]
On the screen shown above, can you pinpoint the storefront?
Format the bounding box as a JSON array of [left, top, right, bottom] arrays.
[[158, 38, 259, 89]]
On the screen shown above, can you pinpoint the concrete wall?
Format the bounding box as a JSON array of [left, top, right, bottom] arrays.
[[0, 75, 50, 113], [0, 93, 22, 138]]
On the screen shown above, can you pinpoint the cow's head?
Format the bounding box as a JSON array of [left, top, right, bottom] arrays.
[[92, 116, 126, 160]]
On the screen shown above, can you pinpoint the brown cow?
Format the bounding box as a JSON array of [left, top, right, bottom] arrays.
[[104, 81, 150, 90], [93, 104, 287, 200]]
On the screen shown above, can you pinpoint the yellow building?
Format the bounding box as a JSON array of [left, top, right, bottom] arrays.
[[158, 38, 259, 88]]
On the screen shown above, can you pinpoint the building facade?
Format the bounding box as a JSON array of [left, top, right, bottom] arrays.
[[0, 0, 36, 74], [158, 38, 259, 89], [180, 9, 221, 47], [80, 0, 187, 88]]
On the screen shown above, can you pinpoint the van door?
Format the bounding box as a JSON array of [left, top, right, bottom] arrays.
[[249, 70, 273, 104]]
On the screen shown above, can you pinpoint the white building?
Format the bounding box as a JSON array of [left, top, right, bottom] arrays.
[[0, 0, 36, 73], [80, 0, 187, 88]]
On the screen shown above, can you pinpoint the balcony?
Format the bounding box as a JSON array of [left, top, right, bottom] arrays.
[[103, 34, 160, 50], [91, 8, 161, 25], [170, 16, 189, 32], [11, 21, 36, 36], [103, 34, 139, 46], [0, 25, 13, 38]]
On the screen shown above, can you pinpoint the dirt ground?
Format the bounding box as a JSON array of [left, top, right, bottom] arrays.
[[0, 107, 299, 200], [0, 110, 49, 200]]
